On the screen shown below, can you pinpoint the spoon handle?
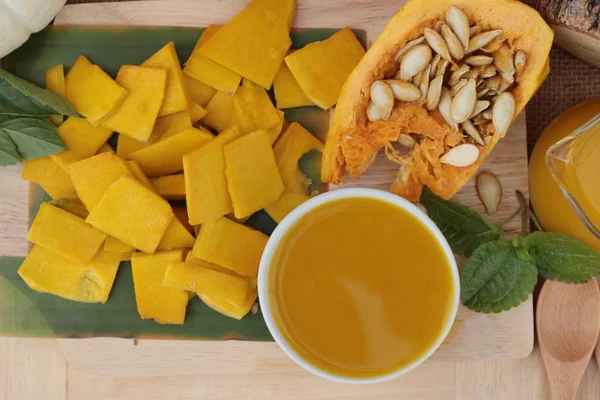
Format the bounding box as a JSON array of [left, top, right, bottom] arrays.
[[546, 357, 587, 400]]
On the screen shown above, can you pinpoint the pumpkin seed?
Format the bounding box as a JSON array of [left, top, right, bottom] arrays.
[[464, 66, 482, 80], [397, 134, 415, 148], [385, 79, 422, 102], [514, 50, 526, 73], [493, 44, 515, 74], [470, 100, 491, 118], [441, 24, 465, 60], [450, 78, 468, 96], [393, 69, 403, 80], [497, 77, 512, 93], [486, 75, 502, 91], [482, 109, 493, 120], [500, 71, 514, 84], [449, 64, 470, 86], [469, 25, 481, 36], [477, 87, 490, 98], [426, 75, 444, 110], [440, 143, 480, 167], [434, 20, 445, 33], [424, 28, 452, 62], [472, 115, 488, 125], [395, 36, 426, 63], [492, 92, 516, 137], [438, 88, 458, 130], [436, 59, 450, 78], [429, 54, 441, 79], [399, 44, 432, 80], [480, 65, 497, 79], [476, 171, 501, 215], [412, 70, 424, 86], [370, 81, 395, 120], [483, 136, 493, 145], [446, 7, 470, 50], [366, 100, 381, 122], [465, 55, 493, 66], [450, 78, 477, 123], [466, 30, 503, 53], [462, 119, 485, 145], [419, 65, 431, 101]]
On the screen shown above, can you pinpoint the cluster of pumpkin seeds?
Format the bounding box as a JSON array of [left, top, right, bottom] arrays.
[[367, 6, 524, 168]]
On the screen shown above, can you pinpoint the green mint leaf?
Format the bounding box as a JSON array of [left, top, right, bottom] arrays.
[[0, 69, 79, 117], [461, 240, 537, 313], [0, 129, 22, 165], [524, 232, 600, 283], [0, 117, 65, 160], [420, 189, 502, 256]]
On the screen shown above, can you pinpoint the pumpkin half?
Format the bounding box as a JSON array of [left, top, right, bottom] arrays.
[[322, 0, 553, 201]]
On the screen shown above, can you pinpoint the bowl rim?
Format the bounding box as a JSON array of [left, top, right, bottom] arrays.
[[257, 187, 460, 384]]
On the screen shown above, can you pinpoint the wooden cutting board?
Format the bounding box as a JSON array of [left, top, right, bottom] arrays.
[[2, 0, 532, 376]]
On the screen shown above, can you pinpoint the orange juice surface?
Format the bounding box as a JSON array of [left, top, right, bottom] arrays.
[[268, 197, 456, 379]]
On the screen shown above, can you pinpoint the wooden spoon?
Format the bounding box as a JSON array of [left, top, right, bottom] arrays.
[[537, 279, 600, 400]]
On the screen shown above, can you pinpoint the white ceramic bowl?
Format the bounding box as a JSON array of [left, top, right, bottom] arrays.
[[258, 188, 460, 384]]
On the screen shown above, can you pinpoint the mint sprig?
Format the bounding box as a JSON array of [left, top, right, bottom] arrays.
[[420, 191, 600, 314]]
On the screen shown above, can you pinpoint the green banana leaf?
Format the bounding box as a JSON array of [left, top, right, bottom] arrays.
[[0, 25, 366, 339]]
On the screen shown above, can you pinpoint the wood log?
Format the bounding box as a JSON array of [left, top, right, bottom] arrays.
[[526, 0, 600, 68]]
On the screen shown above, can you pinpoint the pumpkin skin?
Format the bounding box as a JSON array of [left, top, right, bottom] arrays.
[[322, 0, 553, 201]]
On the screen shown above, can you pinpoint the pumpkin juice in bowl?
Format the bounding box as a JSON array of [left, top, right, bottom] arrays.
[[259, 189, 459, 383]]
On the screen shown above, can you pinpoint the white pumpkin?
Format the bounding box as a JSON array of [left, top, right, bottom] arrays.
[[0, 0, 66, 58]]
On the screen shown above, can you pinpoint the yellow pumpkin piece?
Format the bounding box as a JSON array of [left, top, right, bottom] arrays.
[[184, 25, 242, 95], [184, 75, 216, 107], [224, 130, 284, 218], [18, 245, 119, 304], [51, 118, 113, 168], [21, 157, 77, 200], [142, 42, 188, 117], [28, 203, 107, 263], [48, 198, 89, 219], [126, 127, 213, 177], [104, 235, 134, 253], [46, 64, 66, 126], [191, 216, 268, 277], [150, 174, 185, 200], [183, 126, 244, 225], [131, 250, 188, 324], [163, 262, 249, 307], [49, 151, 85, 173], [202, 91, 234, 132], [187, 101, 208, 125], [285, 28, 365, 110], [273, 58, 314, 109], [68, 152, 133, 211], [65, 55, 128, 126], [102, 65, 167, 142], [199, 288, 257, 320], [172, 206, 194, 235], [267, 109, 285, 144], [157, 217, 196, 251], [93, 249, 132, 263], [232, 79, 281, 134], [96, 143, 114, 154], [227, 213, 250, 225], [86, 176, 173, 254], [265, 191, 308, 223], [125, 160, 155, 191], [197, 0, 295, 89], [117, 135, 148, 157]]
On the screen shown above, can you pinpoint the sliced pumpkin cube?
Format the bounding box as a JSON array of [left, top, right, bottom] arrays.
[[150, 174, 185, 200], [96, 143, 114, 154], [197, 0, 295, 89], [224, 130, 284, 218], [46, 64, 66, 126], [184, 25, 242, 94], [164, 261, 249, 307], [126, 127, 214, 177], [131, 250, 188, 324], [104, 236, 134, 253], [142, 42, 188, 117], [199, 288, 257, 320], [65, 55, 128, 126], [68, 152, 133, 211], [183, 126, 244, 225], [285, 28, 365, 110], [232, 79, 281, 134], [48, 198, 89, 219], [187, 101, 208, 125], [22, 157, 77, 200], [267, 109, 286, 144], [51, 117, 113, 168], [18, 245, 119, 304], [126, 160, 155, 191], [184, 75, 216, 107], [202, 91, 234, 132], [86, 176, 173, 254], [155, 110, 195, 139], [157, 217, 195, 251], [93, 249, 132, 263], [265, 191, 308, 223], [273, 58, 314, 109], [191, 217, 268, 277], [28, 203, 107, 263], [102, 65, 167, 142], [172, 206, 194, 235]]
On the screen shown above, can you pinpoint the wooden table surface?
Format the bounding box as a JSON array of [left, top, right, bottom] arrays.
[[2, 0, 600, 399]]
